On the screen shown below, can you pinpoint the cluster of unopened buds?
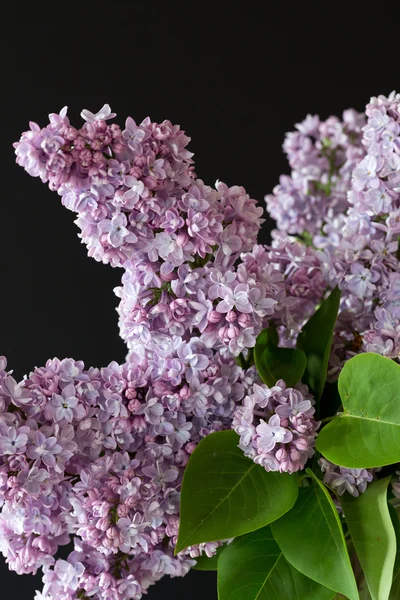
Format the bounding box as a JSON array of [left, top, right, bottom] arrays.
[[6, 93, 400, 599]]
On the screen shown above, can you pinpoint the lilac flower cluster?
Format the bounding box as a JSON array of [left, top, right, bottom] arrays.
[[319, 458, 374, 497], [232, 379, 319, 473], [14, 106, 262, 270], [240, 241, 328, 338], [267, 92, 400, 364], [14, 105, 193, 267], [0, 352, 243, 600], [346, 93, 400, 358], [265, 109, 366, 239], [266, 92, 400, 495], [115, 238, 328, 357], [313, 93, 400, 361], [14, 106, 267, 358], [13, 105, 330, 363]]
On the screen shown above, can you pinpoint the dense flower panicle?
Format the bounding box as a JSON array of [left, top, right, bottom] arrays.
[[319, 93, 400, 360], [115, 240, 328, 357], [232, 379, 319, 473], [13, 104, 330, 360], [319, 458, 375, 497], [114, 257, 276, 357], [241, 242, 329, 334], [14, 106, 265, 360], [0, 353, 245, 599], [35, 544, 195, 600], [14, 106, 263, 271], [267, 92, 400, 369], [265, 109, 366, 238]]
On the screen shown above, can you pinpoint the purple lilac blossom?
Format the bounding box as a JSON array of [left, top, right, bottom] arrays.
[[265, 109, 366, 239], [14, 108, 263, 271], [115, 240, 328, 357], [266, 92, 400, 371], [324, 93, 400, 361], [232, 379, 319, 473], [13, 105, 329, 362], [0, 353, 246, 600], [14, 106, 267, 359], [319, 458, 375, 497]]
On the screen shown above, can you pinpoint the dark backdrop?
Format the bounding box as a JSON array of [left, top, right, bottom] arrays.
[[1, 2, 399, 598]]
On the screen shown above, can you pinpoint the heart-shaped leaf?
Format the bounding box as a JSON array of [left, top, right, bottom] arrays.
[[341, 476, 396, 600], [297, 287, 341, 404], [218, 526, 335, 600], [254, 327, 307, 387], [316, 353, 400, 468], [271, 469, 358, 600], [175, 430, 298, 553]]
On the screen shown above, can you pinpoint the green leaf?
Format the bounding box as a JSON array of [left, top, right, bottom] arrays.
[[254, 327, 307, 387], [297, 287, 341, 403], [271, 469, 358, 600], [360, 585, 373, 600], [254, 327, 277, 378], [259, 345, 307, 388], [255, 327, 279, 357], [388, 504, 400, 579], [389, 505, 400, 599], [217, 526, 336, 600], [316, 353, 400, 468], [175, 430, 299, 553], [193, 545, 225, 571], [341, 477, 396, 600], [390, 570, 400, 600]]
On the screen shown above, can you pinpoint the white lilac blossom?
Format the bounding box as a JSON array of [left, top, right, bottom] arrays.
[[232, 379, 319, 473]]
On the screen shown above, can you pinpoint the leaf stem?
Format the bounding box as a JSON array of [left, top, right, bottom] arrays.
[[320, 415, 335, 424], [297, 472, 310, 485]]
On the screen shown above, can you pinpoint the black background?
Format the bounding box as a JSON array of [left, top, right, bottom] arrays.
[[1, 2, 400, 598]]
